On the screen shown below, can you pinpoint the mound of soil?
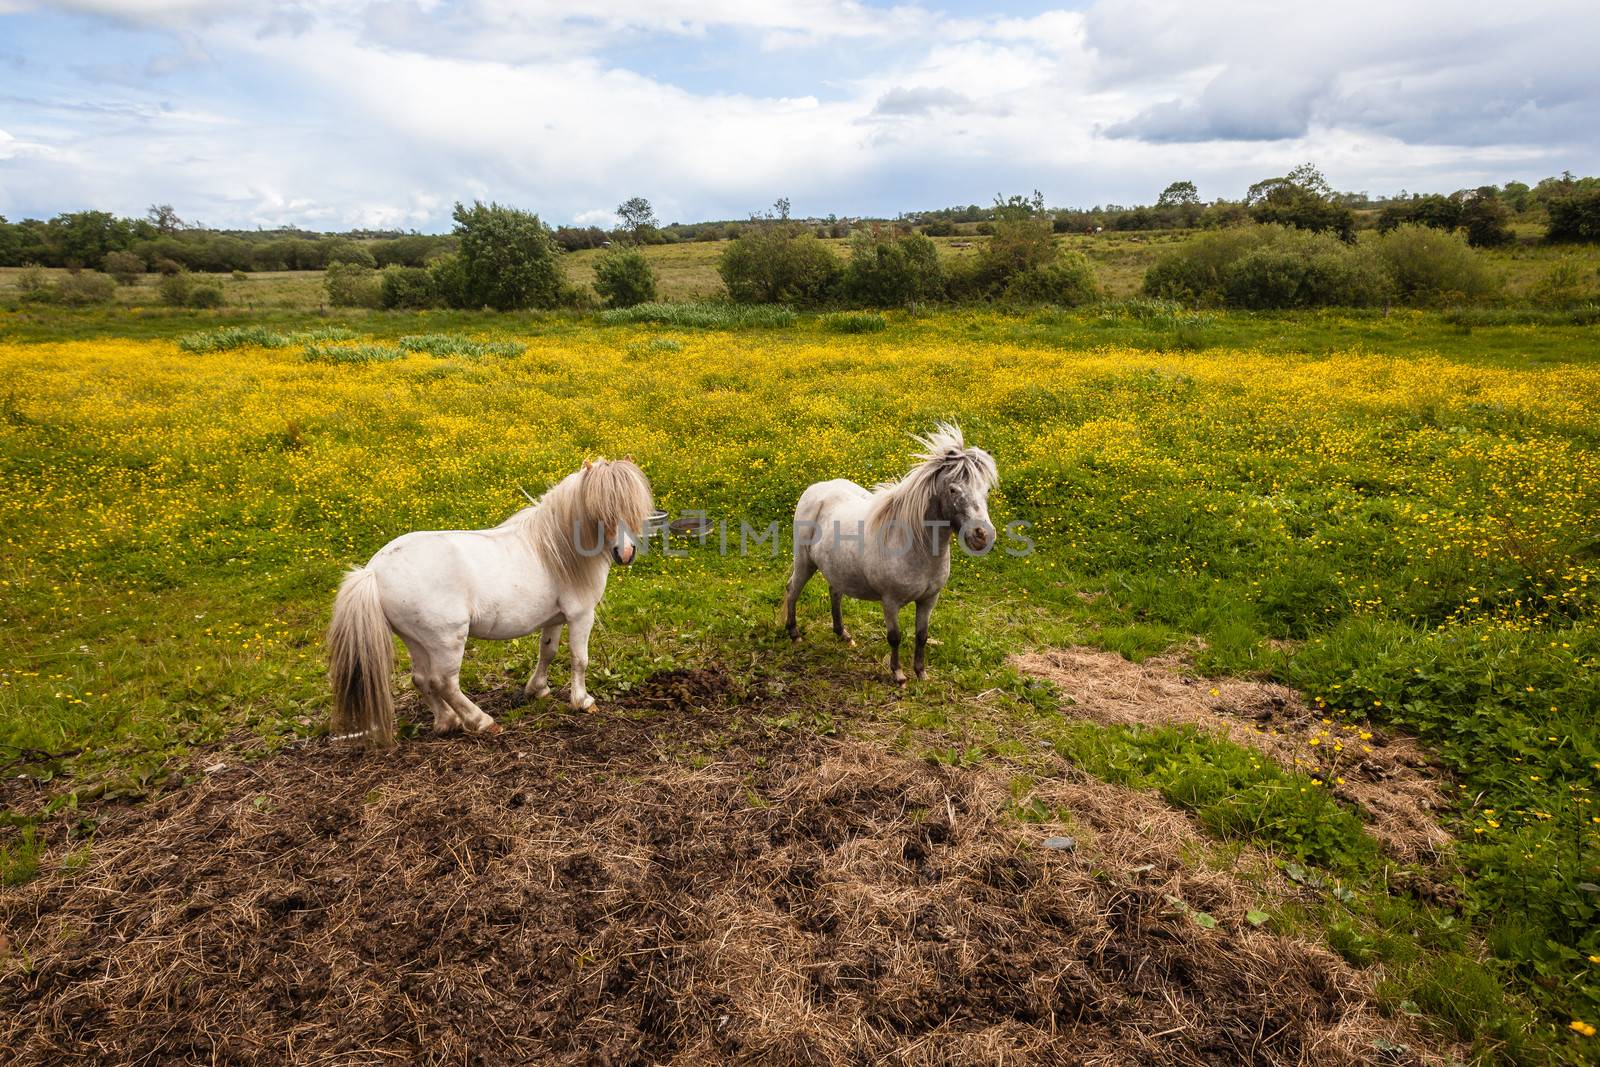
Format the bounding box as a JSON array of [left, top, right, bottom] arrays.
[[1011, 648, 1452, 866], [1, 668, 1442, 1065]]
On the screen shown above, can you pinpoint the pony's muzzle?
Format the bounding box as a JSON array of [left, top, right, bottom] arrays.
[[612, 542, 635, 565], [963, 524, 993, 553]]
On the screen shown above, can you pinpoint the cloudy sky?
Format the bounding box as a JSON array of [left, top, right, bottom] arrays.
[[1, 1, 1595, 231]]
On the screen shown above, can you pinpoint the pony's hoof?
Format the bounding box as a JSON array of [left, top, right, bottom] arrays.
[[787, 627, 802, 642], [892, 670, 908, 686], [573, 695, 596, 711], [914, 669, 926, 681], [479, 722, 503, 737], [836, 630, 855, 646]]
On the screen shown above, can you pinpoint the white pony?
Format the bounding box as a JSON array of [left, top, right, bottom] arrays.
[[784, 424, 998, 683], [327, 458, 653, 746]]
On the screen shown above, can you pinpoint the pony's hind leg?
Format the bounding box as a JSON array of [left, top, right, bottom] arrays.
[[830, 589, 854, 645], [520, 623, 561, 703], [784, 554, 817, 640], [443, 682, 499, 736], [404, 640, 465, 735]]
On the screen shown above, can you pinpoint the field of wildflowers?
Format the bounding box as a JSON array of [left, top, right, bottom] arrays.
[[1, 310, 1597, 1061]]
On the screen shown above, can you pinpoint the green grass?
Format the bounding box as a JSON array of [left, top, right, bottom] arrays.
[[596, 301, 798, 328], [1051, 722, 1380, 870]]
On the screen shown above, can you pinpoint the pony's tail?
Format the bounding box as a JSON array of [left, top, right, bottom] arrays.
[[327, 567, 395, 748]]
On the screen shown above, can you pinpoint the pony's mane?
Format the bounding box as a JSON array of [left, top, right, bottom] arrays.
[[866, 423, 998, 548], [501, 458, 653, 591]]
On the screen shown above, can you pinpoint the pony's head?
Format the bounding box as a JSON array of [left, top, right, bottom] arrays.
[[916, 423, 999, 553], [578, 457, 653, 565], [871, 423, 999, 554], [510, 456, 653, 585]]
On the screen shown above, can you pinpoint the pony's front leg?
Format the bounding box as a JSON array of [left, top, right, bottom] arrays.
[[566, 609, 597, 710], [913, 596, 938, 680], [521, 623, 561, 702], [881, 598, 907, 685]]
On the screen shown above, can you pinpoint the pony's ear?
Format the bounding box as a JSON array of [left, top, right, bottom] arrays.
[[583, 459, 594, 471]]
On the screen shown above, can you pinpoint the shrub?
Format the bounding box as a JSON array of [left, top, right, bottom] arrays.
[[1001, 253, 1099, 306], [1460, 195, 1514, 248], [427, 254, 468, 310], [103, 250, 145, 285], [592, 246, 657, 308], [324, 263, 383, 308], [971, 217, 1057, 293], [1373, 225, 1498, 304], [231, 270, 249, 282], [921, 220, 955, 237], [46, 270, 117, 306], [1143, 228, 1272, 304], [1145, 225, 1392, 308], [717, 226, 842, 306], [1528, 262, 1587, 308], [186, 283, 224, 308], [157, 271, 194, 307], [1223, 234, 1389, 309], [1545, 188, 1600, 243], [447, 201, 565, 310], [15, 264, 48, 295], [380, 266, 436, 309], [842, 230, 943, 307]]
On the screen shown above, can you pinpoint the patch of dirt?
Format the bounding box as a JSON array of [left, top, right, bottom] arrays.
[[1009, 648, 1452, 866], [0, 668, 1448, 1066]]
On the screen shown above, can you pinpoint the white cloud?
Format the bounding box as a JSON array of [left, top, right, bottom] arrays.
[[0, 0, 1595, 226]]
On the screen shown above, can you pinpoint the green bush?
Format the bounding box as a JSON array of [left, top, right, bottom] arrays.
[[1545, 188, 1600, 243], [14, 264, 47, 295], [1001, 254, 1099, 306], [102, 250, 145, 285], [1528, 261, 1588, 308], [186, 283, 224, 308], [592, 246, 657, 308], [447, 201, 565, 310], [1460, 195, 1514, 248], [157, 271, 194, 307], [1144, 223, 1485, 308], [380, 266, 435, 309], [1222, 232, 1389, 309], [717, 225, 842, 306], [324, 263, 383, 308], [842, 229, 943, 307], [51, 271, 117, 306], [969, 217, 1058, 295], [1372, 224, 1498, 304], [427, 254, 468, 310]]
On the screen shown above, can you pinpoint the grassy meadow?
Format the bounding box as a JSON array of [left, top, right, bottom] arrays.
[[1, 304, 1598, 1062]]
